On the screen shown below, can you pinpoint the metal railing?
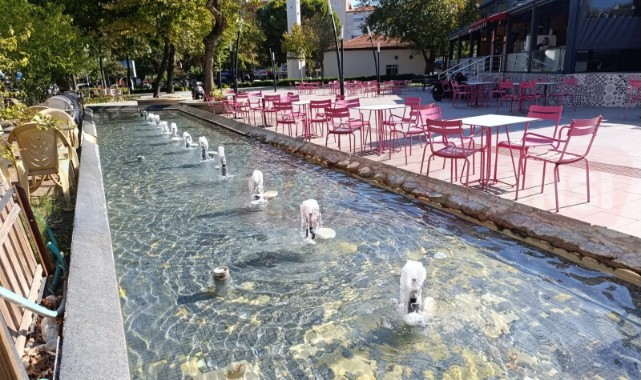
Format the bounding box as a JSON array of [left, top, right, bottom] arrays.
[[440, 55, 502, 81]]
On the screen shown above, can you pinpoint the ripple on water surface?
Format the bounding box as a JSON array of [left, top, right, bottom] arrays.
[[98, 111, 641, 379]]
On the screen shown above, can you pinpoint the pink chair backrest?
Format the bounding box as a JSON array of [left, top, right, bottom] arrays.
[[629, 79, 641, 91], [528, 105, 563, 123], [499, 80, 514, 90], [426, 119, 465, 147], [236, 93, 249, 100], [274, 102, 293, 111], [557, 115, 602, 159], [310, 99, 331, 110], [337, 98, 360, 108], [519, 81, 536, 94], [405, 97, 421, 108], [418, 106, 443, 123]]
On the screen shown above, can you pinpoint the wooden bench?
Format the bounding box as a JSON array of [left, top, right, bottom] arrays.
[[0, 183, 52, 379]]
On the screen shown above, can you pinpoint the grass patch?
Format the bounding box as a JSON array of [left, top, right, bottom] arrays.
[[30, 190, 74, 257]]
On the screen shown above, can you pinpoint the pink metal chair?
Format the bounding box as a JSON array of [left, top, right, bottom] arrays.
[[548, 76, 578, 111], [387, 105, 439, 165], [421, 119, 485, 186], [309, 99, 332, 137], [624, 79, 641, 120], [517, 81, 540, 112], [325, 107, 363, 153], [260, 94, 282, 126], [495, 80, 519, 112], [274, 101, 306, 137], [451, 81, 471, 107], [441, 80, 453, 100], [336, 98, 371, 147], [221, 100, 237, 119], [493, 105, 563, 182], [515, 116, 602, 212]]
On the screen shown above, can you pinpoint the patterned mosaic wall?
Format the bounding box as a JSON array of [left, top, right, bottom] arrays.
[[488, 73, 641, 107]]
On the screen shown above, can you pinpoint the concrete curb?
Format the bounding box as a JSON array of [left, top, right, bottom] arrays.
[[177, 104, 641, 286], [58, 109, 131, 379]]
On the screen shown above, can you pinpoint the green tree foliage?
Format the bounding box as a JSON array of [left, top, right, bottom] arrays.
[[0, 0, 89, 103], [282, 24, 309, 60], [301, 13, 336, 80], [365, 0, 478, 73], [256, 0, 338, 66]]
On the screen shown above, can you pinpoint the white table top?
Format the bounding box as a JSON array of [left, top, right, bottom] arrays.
[[292, 100, 310, 106], [355, 104, 407, 111], [465, 81, 494, 85], [458, 114, 540, 128]]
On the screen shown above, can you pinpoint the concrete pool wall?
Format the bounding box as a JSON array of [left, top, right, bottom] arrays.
[[59, 104, 640, 378], [176, 104, 641, 286]]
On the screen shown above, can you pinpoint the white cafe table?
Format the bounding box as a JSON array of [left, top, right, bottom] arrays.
[[292, 100, 314, 140], [458, 114, 540, 189], [354, 104, 407, 155], [464, 81, 494, 107]]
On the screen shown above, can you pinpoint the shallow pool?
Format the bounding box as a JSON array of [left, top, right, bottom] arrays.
[[98, 111, 641, 379]]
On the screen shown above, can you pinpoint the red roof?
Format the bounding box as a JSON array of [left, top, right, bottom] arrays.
[[342, 34, 409, 50], [348, 5, 375, 12]]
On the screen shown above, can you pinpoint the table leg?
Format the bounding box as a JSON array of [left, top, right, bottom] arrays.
[[483, 127, 492, 189]]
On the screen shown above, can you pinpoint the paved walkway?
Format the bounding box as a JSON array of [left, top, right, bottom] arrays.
[[248, 87, 641, 240], [104, 88, 641, 240]]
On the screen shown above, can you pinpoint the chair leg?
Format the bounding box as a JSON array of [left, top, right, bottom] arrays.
[[553, 164, 560, 212], [585, 159, 591, 203], [420, 144, 429, 174], [540, 161, 548, 193]]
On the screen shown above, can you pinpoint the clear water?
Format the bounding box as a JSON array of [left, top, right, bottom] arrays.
[[98, 111, 641, 379]]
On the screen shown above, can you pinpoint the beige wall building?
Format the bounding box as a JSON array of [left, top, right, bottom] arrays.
[[323, 35, 427, 78], [345, 6, 374, 40]]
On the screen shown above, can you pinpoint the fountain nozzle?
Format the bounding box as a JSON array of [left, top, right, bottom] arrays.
[[218, 146, 227, 177], [213, 266, 231, 296], [300, 200, 322, 243]]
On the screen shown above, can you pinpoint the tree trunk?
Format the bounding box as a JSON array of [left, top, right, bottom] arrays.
[[203, 0, 227, 95], [421, 50, 431, 75], [167, 44, 176, 94], [320, 61, 324, 83], [153, 38, 171, 98], [126, 54, 132, 93], [99, 55, 106, 88]]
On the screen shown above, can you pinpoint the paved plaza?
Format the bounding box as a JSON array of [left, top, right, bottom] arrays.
[[117, 87, 641, 240], [254, 87, 641, 240]]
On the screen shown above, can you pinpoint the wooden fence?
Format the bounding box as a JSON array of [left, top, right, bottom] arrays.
[[0, 183, 48, 379]]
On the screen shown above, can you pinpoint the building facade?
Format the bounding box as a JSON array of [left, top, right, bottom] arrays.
[[449, 0, 641, 74], [323, 35, 426, 78], [345, 6, 374, 40]]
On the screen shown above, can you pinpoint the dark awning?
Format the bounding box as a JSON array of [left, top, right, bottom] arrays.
[[467, 11, 508, 33]]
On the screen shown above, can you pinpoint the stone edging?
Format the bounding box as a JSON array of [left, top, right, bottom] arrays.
[[58, 109, 131, 378], [177, 104, 641, 287]]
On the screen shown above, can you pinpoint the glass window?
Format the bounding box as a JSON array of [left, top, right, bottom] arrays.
[[386, 65, 399, 76], [575, 49, 641, 72], [582, 0, 641, 18]]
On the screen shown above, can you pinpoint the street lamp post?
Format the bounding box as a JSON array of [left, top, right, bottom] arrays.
[[340, 27, 344, 85], [377, 42, 381, 94], [366, 26, 380, 95], [233, 25, 242, 93], [327, 0, 344, 96], [270, 49, 277, 92]]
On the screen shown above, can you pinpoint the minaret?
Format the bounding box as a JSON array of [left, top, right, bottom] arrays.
[[286, 0, 305, 80]]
